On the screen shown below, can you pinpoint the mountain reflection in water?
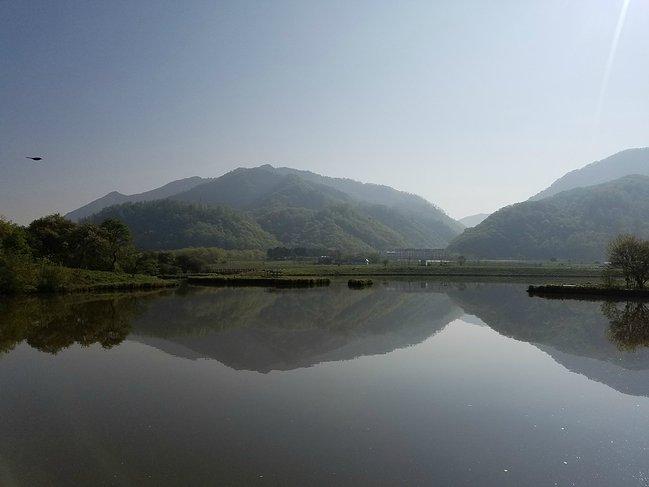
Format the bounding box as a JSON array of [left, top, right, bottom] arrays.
[[3, 282, 649, 394]]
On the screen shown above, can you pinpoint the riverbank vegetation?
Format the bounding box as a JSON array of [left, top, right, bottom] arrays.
[[528, 234, 649, 299], [0, 215, 172, 294], [348, 279, 373, 288], [186, 276, 330, 288]]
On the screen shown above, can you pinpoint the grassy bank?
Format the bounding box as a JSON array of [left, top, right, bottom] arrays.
[[528, 284, 649, 301], [1, 266, 177, 295], [195, 261, 608, 278], [186, 276, 330, 288], [62, 269, 178, 292]]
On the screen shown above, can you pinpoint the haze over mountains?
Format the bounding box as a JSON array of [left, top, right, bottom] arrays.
[[77, 165, 463, 252], [458, 213, 490, 228]]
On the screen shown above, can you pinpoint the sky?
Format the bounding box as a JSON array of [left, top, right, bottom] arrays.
[[2, 0, 648, 224]]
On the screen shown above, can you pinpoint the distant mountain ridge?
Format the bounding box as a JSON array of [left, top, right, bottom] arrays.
[[531, 147, 649, 200], [448, 175, 649, 261], [458, 213, 489, 227], [77, 164, 462, 251], [66, 176, 208, 221]]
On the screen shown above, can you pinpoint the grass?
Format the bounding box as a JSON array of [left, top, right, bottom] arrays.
[[47, 268, 178, 293], [194, 260, 609, 278], [186, 275, 331, 288], [528, 283, 649, 300]]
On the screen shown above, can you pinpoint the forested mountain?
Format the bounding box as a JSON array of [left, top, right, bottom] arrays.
[[88, 200, 278, 250], [271, 166, 463, 233], [66, 176, 208, 222], [447, 175, 649, 261], [530, 148, 649, 201], [73, 164, 462, 251], [458, 213, 489, 227]]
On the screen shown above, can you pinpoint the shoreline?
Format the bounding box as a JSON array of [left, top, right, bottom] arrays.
[[528, 284, 649, 301]]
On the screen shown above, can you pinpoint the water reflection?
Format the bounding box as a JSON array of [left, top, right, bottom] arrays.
[[130, 284, 462, 372], [4, 282, 649, 485], [603, 301, 649, 352], [0, 293, 152, 354], [3, 282, 649, 381]]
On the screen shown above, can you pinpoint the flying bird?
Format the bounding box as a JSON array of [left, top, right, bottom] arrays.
[[26, 156, 43, 161]]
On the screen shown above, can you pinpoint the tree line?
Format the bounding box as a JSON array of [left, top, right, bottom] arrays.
[[0, 214, 138, 293], [0, 213, 272, 293]]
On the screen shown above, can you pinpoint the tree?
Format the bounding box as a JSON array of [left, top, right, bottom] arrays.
[[457, 255, 466, 266], [68, 223, 112, 270], [100, 219, 133, 271], [608, 234, 649, 289], [27, 214, 76, 264], [0, 218, 35, 293]]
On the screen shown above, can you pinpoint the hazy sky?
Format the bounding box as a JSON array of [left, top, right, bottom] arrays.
[[2, 0, 648, 223]]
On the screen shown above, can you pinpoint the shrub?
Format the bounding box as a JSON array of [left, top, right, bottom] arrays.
[[0, 254, 37, 294], [37, 265, 72, 292]]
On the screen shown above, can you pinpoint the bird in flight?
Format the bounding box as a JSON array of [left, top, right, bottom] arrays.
[[26, 156, 43, 161]]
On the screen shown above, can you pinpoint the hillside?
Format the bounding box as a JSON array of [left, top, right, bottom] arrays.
[[73, 164, 462, 251], [531, 148, 649, 201], [66, 176, 208, 221], [447, 175, 649, 261], [172, 165, 461, 248], [87, 200, 278, 250], [271, 166, 463, 233]]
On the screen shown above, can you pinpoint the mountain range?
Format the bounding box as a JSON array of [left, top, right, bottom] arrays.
[[447, 147, 649, 261], [72, 165, 463, 252], [448, 175, 649, 261], [68, 147, 649, 258]]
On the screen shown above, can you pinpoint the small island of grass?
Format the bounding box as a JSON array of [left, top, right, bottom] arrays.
[[529, 235, 649, 301], [348, 279, 373, 288]]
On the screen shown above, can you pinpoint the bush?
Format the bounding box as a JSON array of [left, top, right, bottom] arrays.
[[0, 254, 37, 294], [37, 265, 72, 292]]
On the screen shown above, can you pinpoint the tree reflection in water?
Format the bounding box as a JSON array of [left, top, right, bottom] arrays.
[[603, 301, 649, 352], [0, 293, 151, 354]]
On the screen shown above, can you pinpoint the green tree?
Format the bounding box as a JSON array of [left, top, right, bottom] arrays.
[[0, 218, 35, 293], [608, 235, 649, 289], [26, 214, 75, 264], [99, 218, 133, 270], [69, 223, 112, 270]]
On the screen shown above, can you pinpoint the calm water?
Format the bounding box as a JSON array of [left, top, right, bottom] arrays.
[[1, 281, 649, 486]]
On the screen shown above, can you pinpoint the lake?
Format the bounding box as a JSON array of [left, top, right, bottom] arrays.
[[1, 281, 649, 486]]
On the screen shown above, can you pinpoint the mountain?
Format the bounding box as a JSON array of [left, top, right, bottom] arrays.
[[65, 176, 208, 221], [458, 213, 489, 227], [531, 148, 649, 201], [447, 175, 649, 261], [73, 164, 462, 251], [87, 199, 278, 250], [170, 165, 461, 249], [271, 166, 462, 232]]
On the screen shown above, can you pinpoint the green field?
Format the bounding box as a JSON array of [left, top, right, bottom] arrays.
[[197, 260, 608, 279]]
